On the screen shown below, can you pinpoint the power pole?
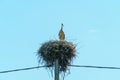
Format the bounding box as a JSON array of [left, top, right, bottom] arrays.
[[54, 59, 59, 80]]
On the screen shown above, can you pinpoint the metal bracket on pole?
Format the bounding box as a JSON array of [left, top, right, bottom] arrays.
[[54, 59, 59, 80]]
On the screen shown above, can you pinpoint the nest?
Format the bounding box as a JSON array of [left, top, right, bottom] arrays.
[[37, 40, 76, 72]]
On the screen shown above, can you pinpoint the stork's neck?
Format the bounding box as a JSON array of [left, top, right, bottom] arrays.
[[61, 23, 64, 30]]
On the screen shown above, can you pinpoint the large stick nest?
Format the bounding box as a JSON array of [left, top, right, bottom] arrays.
[[37, 40, 76, 72]]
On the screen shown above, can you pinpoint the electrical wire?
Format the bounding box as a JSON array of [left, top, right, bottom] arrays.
[[0, 65, 48, 73], [70, 65, 120, 69], [0, 65, 120, 74]]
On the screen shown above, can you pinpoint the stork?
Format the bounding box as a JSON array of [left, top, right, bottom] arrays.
[[58, 23, 65, 41]]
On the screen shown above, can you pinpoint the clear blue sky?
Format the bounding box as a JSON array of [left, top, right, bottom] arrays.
[[0, 0, 120, 80]]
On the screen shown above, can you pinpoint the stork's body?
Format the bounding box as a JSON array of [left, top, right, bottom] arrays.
[[59, 24, 65, 41]]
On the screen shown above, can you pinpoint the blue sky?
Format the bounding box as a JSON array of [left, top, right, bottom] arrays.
[[0, 0, 120, 80]]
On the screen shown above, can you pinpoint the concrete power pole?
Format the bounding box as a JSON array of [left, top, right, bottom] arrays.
[[54, 59, 59, 80]]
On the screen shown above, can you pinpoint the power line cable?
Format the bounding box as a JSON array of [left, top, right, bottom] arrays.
[[0, 65, 47, 73], [0, 65, 120, 74], [70, 65, 120, 69]]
